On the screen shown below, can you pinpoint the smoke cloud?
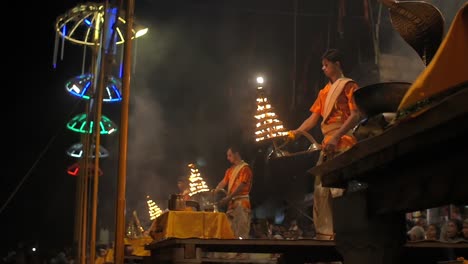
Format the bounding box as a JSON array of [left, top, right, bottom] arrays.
[[121, 16, 247, 216]]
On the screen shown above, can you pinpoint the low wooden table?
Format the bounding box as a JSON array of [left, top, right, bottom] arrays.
[[149, 211, 235, 242]]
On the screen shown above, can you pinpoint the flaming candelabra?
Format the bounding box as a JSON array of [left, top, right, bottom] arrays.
[[254, 77, 288, 143], [187, 163, 210, 196], [146, 196, 163, 221], [126, 210, 145, 239]]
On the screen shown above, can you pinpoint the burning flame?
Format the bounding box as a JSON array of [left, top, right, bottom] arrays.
[[146, 196, 162, 220], [187, 163, 210, 196], [254, 90, 288, 142]]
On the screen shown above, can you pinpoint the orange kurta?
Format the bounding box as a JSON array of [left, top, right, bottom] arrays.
[[180, 189, 191, 202], [220, 164, 253, 210], [310, 81, 359, 150], [181, 189, 195, 211]]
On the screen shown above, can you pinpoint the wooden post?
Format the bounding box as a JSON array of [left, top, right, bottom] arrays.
[[89, 1, 110, 263], [115, 0, 135, 262]]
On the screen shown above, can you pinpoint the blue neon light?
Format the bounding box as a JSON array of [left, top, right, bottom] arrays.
[[104, 7, 118, 54], [84, 18, 92, 26], [65, 73, 122, 102], [81, 81, 91, 96]]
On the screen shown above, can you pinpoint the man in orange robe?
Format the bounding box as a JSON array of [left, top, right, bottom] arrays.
[[216, 146, 253, 239], [177, 177, 191, 202], [293, 49, 361, 240]]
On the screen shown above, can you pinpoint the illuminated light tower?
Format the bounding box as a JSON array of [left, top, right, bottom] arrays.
[[254, 76, 289, 143], [146, 196, 163, 221], [187, 163, 210, 197], [54, 2, 148, 263]]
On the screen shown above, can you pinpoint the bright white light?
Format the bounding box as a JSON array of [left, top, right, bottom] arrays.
[[256, 76, 264, 84], [71, 84, 81, 93], [135, 28, 148, 38], [32, 248, 36, 252]]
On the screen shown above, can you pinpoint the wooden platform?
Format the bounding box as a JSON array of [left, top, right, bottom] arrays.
[[145, 238, 341, 263], [403, 241, 468, 264], [304, 85, 468, 264], [144, 238, 468, 263], [308, 86, 468, 213]]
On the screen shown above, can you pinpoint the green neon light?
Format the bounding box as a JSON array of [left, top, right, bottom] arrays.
[[79, 121, 86, 131], [66, 113, 118, 135]]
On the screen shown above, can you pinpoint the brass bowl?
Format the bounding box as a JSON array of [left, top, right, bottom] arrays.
[[354, 82, 411, 118]]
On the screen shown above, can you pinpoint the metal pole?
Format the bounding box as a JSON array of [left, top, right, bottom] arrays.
[[80, 10, 101, 263], [74, 177, 82, 262], [368, 0, 381, 65], [89, 1, 110, 263], [73, 134, 84, 264], [291, 0, 297, 110], [115, 0, 134, 262], [80, 118, 92, 264]]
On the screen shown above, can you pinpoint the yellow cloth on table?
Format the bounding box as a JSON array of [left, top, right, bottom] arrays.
[[95, 257, 106, 264], [124, 236, 152, 256], [151, 210, 235, 241], [104, 248, 114, 263], [397, 2, 468, 113]]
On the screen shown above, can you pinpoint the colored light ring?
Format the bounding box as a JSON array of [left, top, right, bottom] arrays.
[[66, 142, 110, 158], [67, 162, 103, 177], [67, 113, 118, 135], [65, 73, 122, 102], [55, 3, 141, 46]]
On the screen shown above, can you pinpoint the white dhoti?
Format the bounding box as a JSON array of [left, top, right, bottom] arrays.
[[313, 151, 345, 240], [226, 199, 251, 239]]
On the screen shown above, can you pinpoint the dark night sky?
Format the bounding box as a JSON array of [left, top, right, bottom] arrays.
[[6, 0, 465, 256]]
